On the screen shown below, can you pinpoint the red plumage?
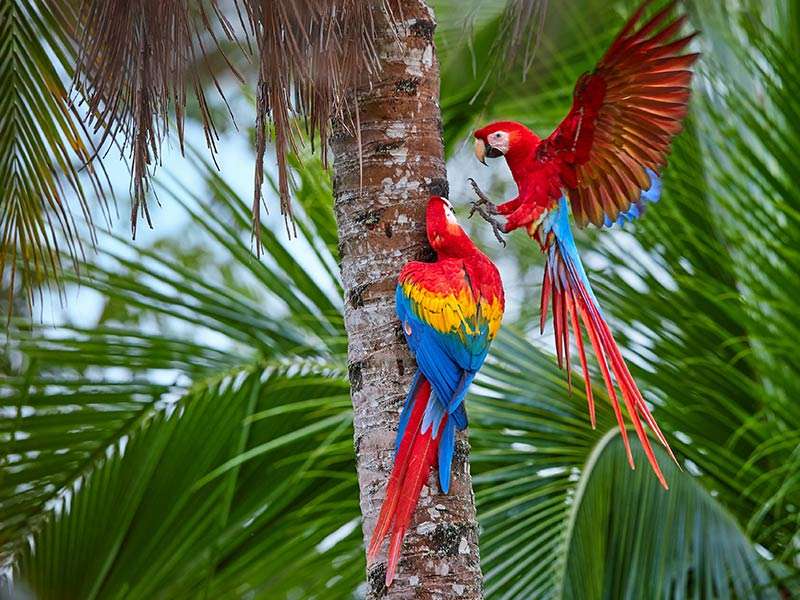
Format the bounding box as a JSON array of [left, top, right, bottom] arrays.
[[542, 246, 674, 487], [475, 0, 698, 232], [473, 1, 697, 487], [367, 377, 438, 584], [368, 197, 504, 586]]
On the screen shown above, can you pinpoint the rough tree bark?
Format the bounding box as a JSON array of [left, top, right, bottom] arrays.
[[330, 1, 483, 598]]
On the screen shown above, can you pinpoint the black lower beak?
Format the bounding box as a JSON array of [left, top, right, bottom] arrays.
[[486, 144, 503, 159]]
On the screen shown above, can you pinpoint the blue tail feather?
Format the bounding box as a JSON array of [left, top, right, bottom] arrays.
[[396, 370, 465, 494], [543, 197, 600, 309], [421, 391, 446, 438], [438, 420, 456, 493]]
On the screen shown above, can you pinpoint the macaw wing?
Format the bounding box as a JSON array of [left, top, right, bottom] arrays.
[[540, 1, 698, 228], [396, 260, 502, 415]]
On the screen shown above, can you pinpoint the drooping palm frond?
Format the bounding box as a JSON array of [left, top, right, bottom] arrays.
[[12, 366, 358, 600], [437, 0, 617, 151], [72, 0, 241, 237], [560, 437, 781, 600], [70, 0, 391, 247], [472, 331, 783, 600], [243, 0, 389, 244], [1, 152, 344, 581], [0, 0, 108, 310]]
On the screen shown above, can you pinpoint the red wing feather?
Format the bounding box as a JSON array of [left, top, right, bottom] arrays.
[[543, 0, 698, 227]]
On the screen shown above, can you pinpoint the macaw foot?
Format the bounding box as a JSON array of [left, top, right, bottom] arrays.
[[467, 178, 499, 215], [467, 178, 506, 247]]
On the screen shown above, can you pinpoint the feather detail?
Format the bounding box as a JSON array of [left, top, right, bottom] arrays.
[[541, 198, 675, 487], [369, 204, 505, 586], [367, 373, 457, 586], [367, 376, 449, 587], [541, 0, 698, 228]]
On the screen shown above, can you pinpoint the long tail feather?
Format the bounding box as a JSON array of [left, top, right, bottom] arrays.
[[541, 198, 675, 488], [367, 374, 447, 586], [566, 291, 594, 427]]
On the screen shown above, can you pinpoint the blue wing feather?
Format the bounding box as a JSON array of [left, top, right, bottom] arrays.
[[395, 268, 496, 492], [602, 168, 661, 228], [396, 286, 486, 419]]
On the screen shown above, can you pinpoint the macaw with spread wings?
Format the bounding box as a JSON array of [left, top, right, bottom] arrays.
[[470, 0, 697, 487]]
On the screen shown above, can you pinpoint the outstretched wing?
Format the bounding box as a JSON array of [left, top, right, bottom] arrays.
[[540, 1, 698, 228], [396, 259, 502, 415]]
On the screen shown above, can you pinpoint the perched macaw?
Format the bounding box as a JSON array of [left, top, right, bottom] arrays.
[[470, 1, 697, 488], [367, 196, 504, 586]]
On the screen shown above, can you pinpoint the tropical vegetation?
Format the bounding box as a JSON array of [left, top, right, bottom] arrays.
[[2, 0, 800, 598]]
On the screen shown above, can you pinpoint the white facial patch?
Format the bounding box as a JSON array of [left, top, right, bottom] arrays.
[[443, 201, 458, 225], [490, 130, 510, 154]]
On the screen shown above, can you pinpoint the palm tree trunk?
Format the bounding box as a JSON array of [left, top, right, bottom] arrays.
[[330, 1, 483, 597]]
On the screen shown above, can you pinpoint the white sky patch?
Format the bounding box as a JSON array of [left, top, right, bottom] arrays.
[[537, 466, 567, 478], [684, 459, 703, 476], [315, 517, 360, 554], [510, 442, 537, 453], [755, 544, 774, 560]]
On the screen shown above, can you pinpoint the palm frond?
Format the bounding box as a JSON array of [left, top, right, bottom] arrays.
[[0, 0, 108, 310], [243, 0, 389, 246], [473, 331, 783, 599], [12, 367, 358, 600], [1, 152, 342, 573], [72, 0, 240, 237]]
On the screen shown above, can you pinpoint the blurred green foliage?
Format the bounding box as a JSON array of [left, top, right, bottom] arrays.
[[2, 1, 800, 598]]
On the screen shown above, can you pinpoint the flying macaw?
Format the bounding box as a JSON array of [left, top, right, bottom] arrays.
[[367, 196, 504, 586], [470, 1, 697, 488]]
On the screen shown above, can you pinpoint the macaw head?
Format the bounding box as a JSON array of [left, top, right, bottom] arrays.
[[426, 196, 477, 257], [473, 121, 540, 168]]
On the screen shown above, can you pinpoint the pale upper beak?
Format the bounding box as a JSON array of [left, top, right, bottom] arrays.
[[474, 137, 504, 165], [475, 138, 487, 165]]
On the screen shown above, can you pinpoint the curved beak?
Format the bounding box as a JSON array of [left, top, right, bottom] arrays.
[[474, 137, 504, 165], [474, 138, 487, 165]]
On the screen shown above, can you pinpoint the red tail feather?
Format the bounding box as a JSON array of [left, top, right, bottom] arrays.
[[367, 377, 442, 586], [540, 266, 552, 334], [545, 246, 675, 489], [566, 292, 594, 427]]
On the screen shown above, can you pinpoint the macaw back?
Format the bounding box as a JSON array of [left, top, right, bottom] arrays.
[[367, 197, 504, 586]]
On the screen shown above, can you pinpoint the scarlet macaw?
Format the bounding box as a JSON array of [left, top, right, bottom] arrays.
[[470, 1, 697, 487], [367, 196, 504, 586]]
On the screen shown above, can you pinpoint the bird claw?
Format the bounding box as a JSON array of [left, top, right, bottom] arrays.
[[467, 178, 506, 246], [467, 178, 499, 216]]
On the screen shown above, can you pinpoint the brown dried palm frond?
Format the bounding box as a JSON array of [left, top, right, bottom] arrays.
[[0, 0, 109, 315], [72, 0, 242, 237], [244, 0, 386, 248]]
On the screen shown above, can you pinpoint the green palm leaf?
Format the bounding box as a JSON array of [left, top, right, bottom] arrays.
[[0, 0, 108, 306], [4, 1, 800, 597], [473, 331, 782, 599]]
